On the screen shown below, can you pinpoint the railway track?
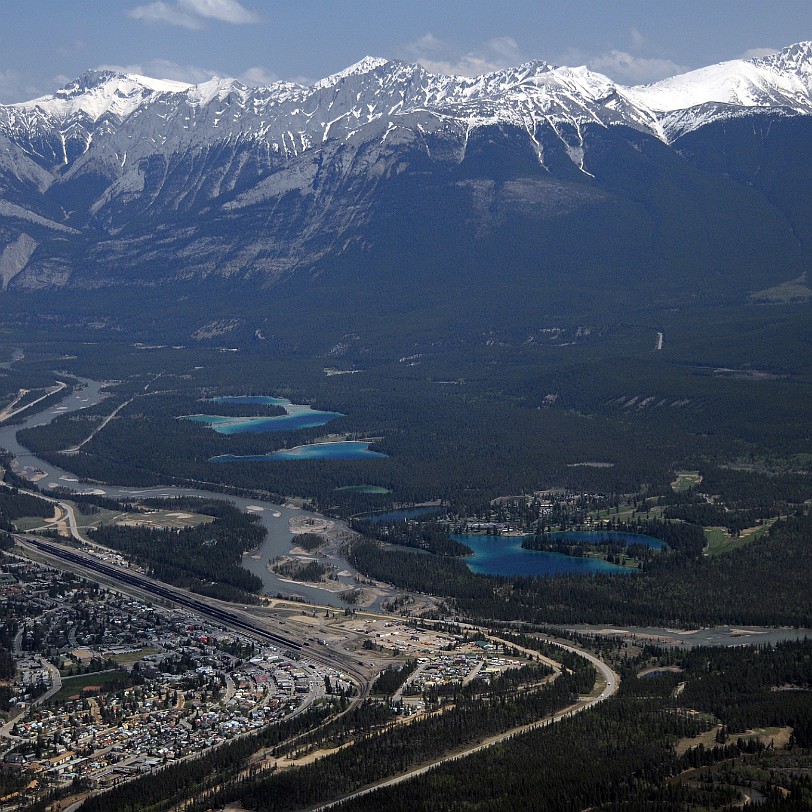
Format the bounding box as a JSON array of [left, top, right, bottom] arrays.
[[16, 534, 372, 692], [19, 536, 304, 652]]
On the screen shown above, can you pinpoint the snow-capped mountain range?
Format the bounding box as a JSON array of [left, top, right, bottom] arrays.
[[4, 42, 812, 168], [1, 42, 812, 295]]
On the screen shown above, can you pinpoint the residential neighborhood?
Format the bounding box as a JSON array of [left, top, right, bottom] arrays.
[[0, 558, 347, 807]]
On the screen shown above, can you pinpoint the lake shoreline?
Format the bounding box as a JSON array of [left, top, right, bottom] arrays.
[[454, 531, 661, 577]]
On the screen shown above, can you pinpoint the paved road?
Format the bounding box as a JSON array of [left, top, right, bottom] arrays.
[[56, 500, 87, 544], [223, 674, 237, 704], [22, 491, 90, 545], [0, 381, 67, 423], [34, 660, 63, 706], [0, 660, 64, 740], [311, 638, 619, 811], [60, 396, 133, 453]]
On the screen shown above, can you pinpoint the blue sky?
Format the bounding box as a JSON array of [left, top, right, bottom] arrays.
[[2, 0, 812, 102]]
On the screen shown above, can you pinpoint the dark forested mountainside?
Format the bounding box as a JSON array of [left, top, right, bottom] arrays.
[[1, 116, 810, 336]]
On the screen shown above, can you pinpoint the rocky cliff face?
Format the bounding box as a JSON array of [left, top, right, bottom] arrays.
[[1, 44, 812, 295]]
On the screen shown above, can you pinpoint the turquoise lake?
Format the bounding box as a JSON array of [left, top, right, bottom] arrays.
[[210, 441, 387, 462], [454, 531, 662, 577], [182, 395, 343, 434]]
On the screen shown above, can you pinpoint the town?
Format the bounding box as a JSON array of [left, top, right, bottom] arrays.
[[0, 550, 542, 810], [0, 557, 346, 806]]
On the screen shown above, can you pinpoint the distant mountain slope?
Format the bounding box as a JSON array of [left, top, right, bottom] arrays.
[[0, 43, 811, 316]]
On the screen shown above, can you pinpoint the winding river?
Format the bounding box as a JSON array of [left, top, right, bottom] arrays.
[[4, 373, 812, 645], [0, 376, 363, 608]]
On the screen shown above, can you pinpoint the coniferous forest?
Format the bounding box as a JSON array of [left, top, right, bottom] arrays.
[[1, 286, 811, 811], [68, 639, 812, 812]]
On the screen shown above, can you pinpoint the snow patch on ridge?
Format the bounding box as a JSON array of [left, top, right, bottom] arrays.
[[0, 41, 811, 187], [16, 70, 191, 123]]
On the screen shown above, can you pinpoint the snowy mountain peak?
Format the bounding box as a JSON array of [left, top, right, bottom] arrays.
[[17, 69, 191, 123], [1, 41, 812, 180], [186, 76, 249, 107], [623, 41, 812, 140], [1, 44, 812, 293], [57, 69, 191, 97], [314, 56, 392, 88], [490, 59, 556, 80], [752, 41, 812, 74], [58, 69, 130, 95]]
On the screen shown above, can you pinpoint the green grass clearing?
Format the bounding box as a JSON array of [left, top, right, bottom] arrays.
[[51, 670, 136, 703], [73, 503, 215, 532], [13, 515, 58, 532], [589, 500, 663, 523], [676, 724, 791, 756], [704, 519, 776, 557], [109, 647, 161, 666], [671, 471, 702, 492], [749, 273, 812, 303]]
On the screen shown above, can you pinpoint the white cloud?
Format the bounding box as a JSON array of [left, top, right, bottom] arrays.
[[482, 36, 524, 65], [178, 0, 261, 24], [240, 66, 280, 86], [401, 33, 449, 62], [126, 0, 261, 29], [57, 40, 87, 58], [553, 27, 688, 85], [400, 33, 525, 76], [586, 50, 687, 84], [0, 70, 46, 103], [127, 2, 203, 29], [739, 47, 779, 60], [400, 33, 682, 84], [629, 27, 646, 50]]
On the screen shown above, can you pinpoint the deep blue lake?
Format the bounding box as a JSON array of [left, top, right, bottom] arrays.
[[454, 531, 661, 577], [210, 441, 387, 462], [182, 395, 343, 434]]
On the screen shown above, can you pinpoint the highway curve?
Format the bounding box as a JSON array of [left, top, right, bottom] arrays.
[[310, 637, 620, 811], [14, 536, 618, 812]]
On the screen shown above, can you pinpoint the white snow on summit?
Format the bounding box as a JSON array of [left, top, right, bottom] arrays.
[[628, 43, 812, 114], [1, 41, 811, 176], [17, 71, 192, 123], [185, 77, 249, 108], [313, 56, 391, 89]]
